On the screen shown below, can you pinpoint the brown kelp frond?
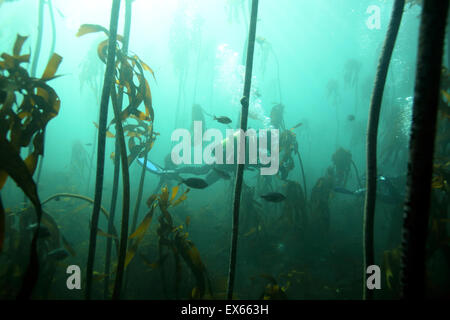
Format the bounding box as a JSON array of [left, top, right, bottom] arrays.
[[0, 34, 62, 298], [113, 185, 206, 298], [0, 35, 62, 188], [250, 274, 289, 300], [139, 185, 211, 299], [76, 24, 110, 38], [79, 24, 156, 167], [77, 23, 154, 120], [383, 246, 402, 295]]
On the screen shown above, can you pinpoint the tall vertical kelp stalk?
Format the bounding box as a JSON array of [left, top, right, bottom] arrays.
[[36, 0, 57, 185], [78, 9, 155, 300], [400, 0, 449, 299], [103, 136, 119, 298], [47, 0, 56, 60], [30, 0, 44, 78], [85, 0, 121, 300], [26, 0, 44, 203], [0, 35, 63, 299], [296, 153, 307, 201], [124, 128, 154, 295], [109, 72, 131, 301], [363, 0, 404, 300], [227, 0, 259, 300], [104, 0, 133, 299]]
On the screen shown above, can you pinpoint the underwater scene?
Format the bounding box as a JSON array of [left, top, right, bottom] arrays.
[[0, 0, 449, 301]]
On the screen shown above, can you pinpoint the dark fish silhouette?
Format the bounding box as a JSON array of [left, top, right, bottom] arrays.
[[260, 192, 286, 202], [347, 114, 355, 121], [180, 177, 209, 189], [213, 116, 232, 124]]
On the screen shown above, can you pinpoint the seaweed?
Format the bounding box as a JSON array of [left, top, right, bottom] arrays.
[[78, 0, 121, 300], [127, 185, 213, 299], [364, 0, 404, 300], [401, 0, 449, 298], [77, 0, 155, 299], [227, 0, 259, 300], [0, 34, 63, 298]]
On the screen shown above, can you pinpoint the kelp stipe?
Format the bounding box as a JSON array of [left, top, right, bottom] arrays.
[[77, 0, 155, 299], [109, 77, 131, 300], [30, 0, 44, 78], [36, 0, 57, 186], [363, 0, 404, 300], [110, 0, 133, 300], [227, 0, 259, 300], [104, 137, 120, 298], [28, 0, 44, 192], [84, 0, 121, 300], [400, 0, 449, 299]]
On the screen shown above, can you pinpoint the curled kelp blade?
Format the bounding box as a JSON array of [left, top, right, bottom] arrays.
[[0, 34, 63, 299], [0, 139, 40, 210], [124, 205, 155, 269], [76, 24, 109, 37], [176, 238, 208, 298], [97, 228, 118, 239], [129, 206, 154, 239]]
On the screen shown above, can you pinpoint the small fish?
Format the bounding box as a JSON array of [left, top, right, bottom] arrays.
[[260, 192, 286, 202], [213, 116, 232, 124], [26, 223, 51, 239], [85, 143, 93, 146], [179, 177, 209, 189], [289, 122, 303, 130], [213, 167, 231, 180], [47, 248, 69, 261], [347, 114, 355, 121]]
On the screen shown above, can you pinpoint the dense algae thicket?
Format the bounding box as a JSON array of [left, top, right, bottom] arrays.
[[0, 0, 449, 300]]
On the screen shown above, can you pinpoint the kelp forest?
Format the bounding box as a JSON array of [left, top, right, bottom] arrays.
[[0, 0, 449, 301]]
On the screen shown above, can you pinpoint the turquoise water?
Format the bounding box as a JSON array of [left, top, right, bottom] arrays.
[[0, 0, 448, 300]]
